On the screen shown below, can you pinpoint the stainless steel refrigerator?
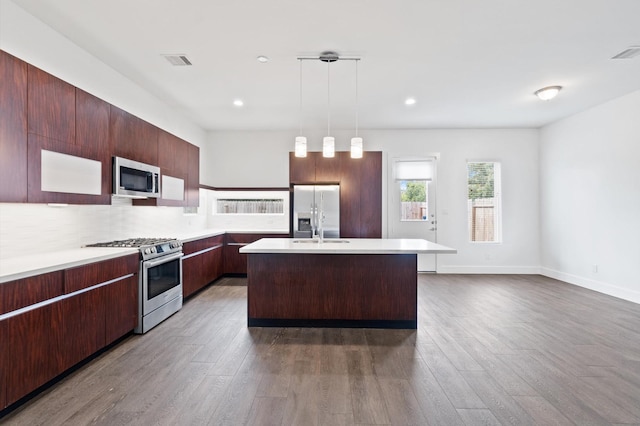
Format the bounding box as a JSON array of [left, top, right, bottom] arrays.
[[292, 185, 340, 239]]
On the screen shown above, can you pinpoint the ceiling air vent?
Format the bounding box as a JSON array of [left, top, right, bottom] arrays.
[[611, 46, 640, 59], [162, 54, 192, 66]]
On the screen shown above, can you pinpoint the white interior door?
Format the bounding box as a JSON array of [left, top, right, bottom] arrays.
[[388, 158, 438, 272]]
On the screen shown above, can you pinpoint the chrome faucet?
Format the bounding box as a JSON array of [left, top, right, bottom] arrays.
[[317, 193, 325, 242]]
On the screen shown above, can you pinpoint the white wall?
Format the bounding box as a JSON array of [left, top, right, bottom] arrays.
[[540, 90, 640, 304], [207, 128, 541, 273], [0, 0, 206, 148]]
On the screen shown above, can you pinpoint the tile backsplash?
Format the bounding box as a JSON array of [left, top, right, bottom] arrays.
[[0, 194, 207, 260], [0, 188, 291, 261]]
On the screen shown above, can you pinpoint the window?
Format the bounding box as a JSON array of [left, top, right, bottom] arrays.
[[467, 162, 501, 242], [400, 180, 428, 221], [394, 159, 435, 222]]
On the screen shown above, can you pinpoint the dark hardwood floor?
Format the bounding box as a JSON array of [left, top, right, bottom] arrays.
[[3, 274, 640, 425]]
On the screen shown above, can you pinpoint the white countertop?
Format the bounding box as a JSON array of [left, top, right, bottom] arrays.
[[1, 228, 291, 284], [0, 247, 139, 284], [178, 229, 288, 243], [239, 238, 457, 255]]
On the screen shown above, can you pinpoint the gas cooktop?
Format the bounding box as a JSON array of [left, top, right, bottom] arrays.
[[86, 237, 176, 248], [86, 237, 183, 260]]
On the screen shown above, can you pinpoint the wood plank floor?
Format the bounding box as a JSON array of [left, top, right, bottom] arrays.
[[3, 274, 640, 425]]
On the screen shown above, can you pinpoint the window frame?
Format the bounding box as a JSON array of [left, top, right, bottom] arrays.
[[467, 161, 502, 244]]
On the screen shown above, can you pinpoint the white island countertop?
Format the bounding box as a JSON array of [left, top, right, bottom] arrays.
[[240, 238, 457, 255]]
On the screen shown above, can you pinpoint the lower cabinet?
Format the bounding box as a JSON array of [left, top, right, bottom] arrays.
[[59, 289, 106, 371], [0, 320, 5, 409], [224, 233, 284, 275], [0, 254, 138, 410], [3, 303, 65, 407], [182, 235, 224, 298], [105, 275, 138, 345]]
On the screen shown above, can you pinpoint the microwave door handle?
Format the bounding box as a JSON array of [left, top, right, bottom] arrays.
[[144, 252, 183, 269]]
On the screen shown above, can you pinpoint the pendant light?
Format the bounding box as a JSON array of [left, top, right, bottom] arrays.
[[294, 59, 307, 157], [350, 59, 363, 159], [322, 57, 335, 158]]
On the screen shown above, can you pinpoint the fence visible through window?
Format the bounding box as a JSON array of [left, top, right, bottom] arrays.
[[400, 180, 428, 221], [467, 162, 501, 242]]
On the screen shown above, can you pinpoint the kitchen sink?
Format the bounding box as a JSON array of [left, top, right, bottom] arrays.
[[292, 239, 350, 244]]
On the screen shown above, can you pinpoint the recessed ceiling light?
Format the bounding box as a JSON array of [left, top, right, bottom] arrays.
[[256, 56, 270, 63], [405, 98, 416, 106], [534, 86, 562, 101], [233, 99, 244, 107]]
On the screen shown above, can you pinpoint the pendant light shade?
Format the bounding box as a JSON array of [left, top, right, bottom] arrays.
[[295, 136, 307, 157], [294, 59, 307, 157], [350, 137, 363, 158], [323, 136, 335, 158], [351, 59, 363, 159]]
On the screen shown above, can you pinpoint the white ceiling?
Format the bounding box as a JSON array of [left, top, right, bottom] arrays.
[[11, 0, 640, 131]]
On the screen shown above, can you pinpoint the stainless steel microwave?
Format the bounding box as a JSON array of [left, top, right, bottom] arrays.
[[113, 156, 160, 198]]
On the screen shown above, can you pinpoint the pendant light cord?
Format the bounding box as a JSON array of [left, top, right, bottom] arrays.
[[327, 60, 331, 136], [299, 59, 303, 136], [355, 60, 359, 137]]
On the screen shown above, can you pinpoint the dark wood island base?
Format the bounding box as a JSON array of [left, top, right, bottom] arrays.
[[246, 253, 418, 329]]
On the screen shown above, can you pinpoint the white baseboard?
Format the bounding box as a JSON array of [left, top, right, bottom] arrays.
[[541, 267, 640, 305], [437, 265, 541, 274]]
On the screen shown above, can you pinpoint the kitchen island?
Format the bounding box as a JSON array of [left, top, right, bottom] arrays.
[[240, 238, 456, 329]]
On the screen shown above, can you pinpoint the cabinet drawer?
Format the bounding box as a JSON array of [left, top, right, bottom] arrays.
[[182, 235, 224, 255], [0, 271, 64, 315], [64, 254, 138, 293]]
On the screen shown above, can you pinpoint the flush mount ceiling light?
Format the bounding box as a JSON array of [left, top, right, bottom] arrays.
[[534, 85, 562, 101], [256, 55, 270, 63], [295, 51, 363, 158]]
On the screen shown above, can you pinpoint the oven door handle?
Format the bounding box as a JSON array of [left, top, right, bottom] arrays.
[[143, 252, 184, 269]]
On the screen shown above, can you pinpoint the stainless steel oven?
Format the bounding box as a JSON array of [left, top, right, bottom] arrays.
[[86, 237, 183, 334], [139, 250, 183, 333]]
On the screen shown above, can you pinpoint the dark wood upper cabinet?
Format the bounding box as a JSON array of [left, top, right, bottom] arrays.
[[158, 130, 188, 177], [289, 150, 382, 238], [136, 129, 192, 207], [359, 151, 382, 238], [75, 89, 111, 203], [27, 65, 75, 143], [339, 152, 362, 238], [76, 89, 110, 157], [315, 152, 342, 183], [109, 105, 158, 166], [0, 50, 28, 202], [186, 143, 200, 207], [289, 152, 316, 184]]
